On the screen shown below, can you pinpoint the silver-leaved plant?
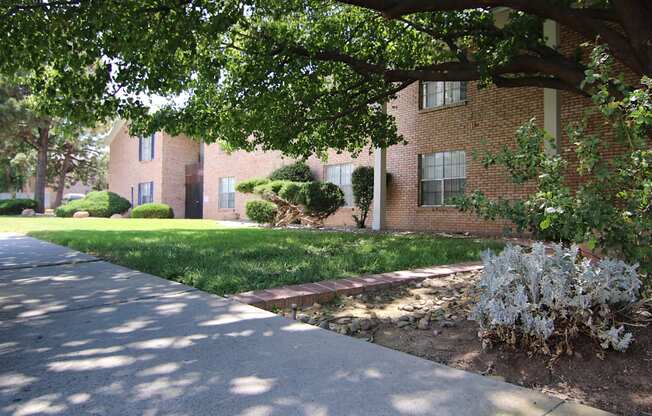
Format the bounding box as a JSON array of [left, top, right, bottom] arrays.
[[470, 243, 641, 354]]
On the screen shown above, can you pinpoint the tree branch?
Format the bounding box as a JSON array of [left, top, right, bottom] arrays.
[[307, 79, 412, 123], [282, 42, 585, 92], [338, 0, 642, 75]]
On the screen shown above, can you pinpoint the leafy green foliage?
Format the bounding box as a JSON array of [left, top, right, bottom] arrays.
[[0, 141, 32, 194], [235, 178, 269, 194], [0, 198, 37, 215], [456, 47, 652, 280], [276, 181, 304, 204], [245, 200, 278, 224], [55, 191, 131, 218], [3, 1, 622, 158], [351, 166, 374, 228], [131, 203, 174, 219], [300, 182, 345, 218], [252, 180, 297, 199], [269, 161, 314, 182]]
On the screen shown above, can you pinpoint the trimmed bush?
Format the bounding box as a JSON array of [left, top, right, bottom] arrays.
[[300, 182, 344, 218], [131, 203, 174, 219], [253, 180, 295, 198], [237, 176, 344, 226], [56, 191, 131, 218], [236, 178, 269, 194], [269, 161, 313, 182], [471, 243, 642, 354], [246, 200, 278, 224], [351, 166, 374, 228], [0, 198, 37, 215], [277, 181, 304, 204]]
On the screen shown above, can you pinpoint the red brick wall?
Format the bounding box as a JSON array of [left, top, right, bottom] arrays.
[[109, 125, 164, 209], [161, 133, 200, 218], [108, 126, 199, 218], [202, 145, 290, 220], [557, 26, 633, 191], [382, 81, 543, 235]]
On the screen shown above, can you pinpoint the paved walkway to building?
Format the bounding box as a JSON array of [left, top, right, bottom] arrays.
[[0, 233, 612, 416]]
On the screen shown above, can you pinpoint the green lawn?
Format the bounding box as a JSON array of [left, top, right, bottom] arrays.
[[0, 217, 503, 295]]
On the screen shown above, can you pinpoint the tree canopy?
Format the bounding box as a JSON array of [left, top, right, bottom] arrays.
[[1, 1, 651, 156]]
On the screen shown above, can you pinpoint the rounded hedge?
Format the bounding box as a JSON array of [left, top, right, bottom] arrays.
[[0, 198, 37, 215], [269, 161, 313, 182], [131, 203, 174, 219], [246, 200, 277, 224], [56, 191, 131, 218], [301, 182, 345, 218]]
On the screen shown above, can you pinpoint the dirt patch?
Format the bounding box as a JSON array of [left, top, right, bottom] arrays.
[[277, 272, 652, 416]]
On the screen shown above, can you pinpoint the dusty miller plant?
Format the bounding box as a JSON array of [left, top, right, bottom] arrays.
[[471, 244, 641, 355]]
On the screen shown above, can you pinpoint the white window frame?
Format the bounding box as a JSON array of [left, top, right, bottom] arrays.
[[421, 81, 467, 109], [419, 151, 466, 206], [324, 163, 354, 207], [138, 181, 154, 205], [219, 177, 235, 209]]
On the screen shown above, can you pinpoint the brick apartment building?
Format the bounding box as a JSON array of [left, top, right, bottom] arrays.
[[108, 22, 603, 235]]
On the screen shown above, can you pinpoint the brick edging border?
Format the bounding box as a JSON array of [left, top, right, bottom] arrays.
[[229, 262, 483, 310]]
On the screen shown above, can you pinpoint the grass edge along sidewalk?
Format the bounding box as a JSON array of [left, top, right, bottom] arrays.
[[0, 216, 504, 296]]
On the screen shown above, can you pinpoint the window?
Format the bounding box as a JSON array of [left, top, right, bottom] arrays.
[[421, 81, 467, 109], [420, 151, 466, 206], [138, 181, 154, 205], [139, 134, 155, 161], [219, 177, 235, 209], [325, 163, 353, 206]]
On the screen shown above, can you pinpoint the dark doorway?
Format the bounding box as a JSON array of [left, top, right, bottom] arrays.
[[185, 163, 203, 219]]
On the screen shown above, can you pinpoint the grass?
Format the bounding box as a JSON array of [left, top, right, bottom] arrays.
[[0, 217, 504, 296]]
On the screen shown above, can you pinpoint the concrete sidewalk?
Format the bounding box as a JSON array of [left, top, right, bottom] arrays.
[[0, 233, 611, 416]]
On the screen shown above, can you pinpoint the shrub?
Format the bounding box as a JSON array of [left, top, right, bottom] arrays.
[[56, 191, 131, 217], [236, 178, 269, 194], [131, 203, 174, 219], [277, 181, 304, 204], [253, 180, 295, 198], [471, 243, 642, 355], [246, 200, 278, 224], [269, 161, 313, 182], [300, 182, 344, 218], [0, 198, 37, 215], [237, 177, 343, 226], [351, 166, 374, 228]]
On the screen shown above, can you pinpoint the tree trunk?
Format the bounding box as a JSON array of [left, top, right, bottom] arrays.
[[3, 166, 13, 196], [53, 153, 71, 208], [34, 126, 49, 213]]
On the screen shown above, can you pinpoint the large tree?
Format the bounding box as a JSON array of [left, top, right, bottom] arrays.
[[0, 79, 54, 211], [0, 80, 108, 209], [1, 1, 651, 155], [48, 131, 106, 208]]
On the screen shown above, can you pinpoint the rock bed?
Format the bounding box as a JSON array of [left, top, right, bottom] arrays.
[[276, 271, 652, 416], [278, 271, 481, 338]]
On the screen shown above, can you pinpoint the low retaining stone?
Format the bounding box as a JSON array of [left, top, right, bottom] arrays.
[[231, 262, 483, 310]]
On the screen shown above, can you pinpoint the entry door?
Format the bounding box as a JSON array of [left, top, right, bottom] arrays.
[[185, 163, 203, 219]]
